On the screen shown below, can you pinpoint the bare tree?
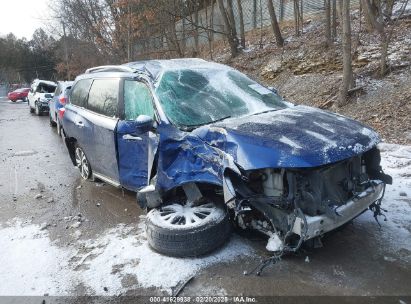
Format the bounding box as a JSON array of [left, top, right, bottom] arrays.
[[217, 0, 239, 57], [339, 0, 355, 106], [267, 0, 284, 46], [325, 0, 332, 46], [332, 0, 337, 39], [361, 0, 399, 76], [236, 0, 246, 49]]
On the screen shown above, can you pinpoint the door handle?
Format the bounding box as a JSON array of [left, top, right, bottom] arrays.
[[75, 121, 84, 128], [122, 134, 142, 141]]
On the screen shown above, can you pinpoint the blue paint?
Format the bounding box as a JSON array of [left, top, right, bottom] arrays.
[[117, 120, 151, 191], [154, 106, 380, 192]]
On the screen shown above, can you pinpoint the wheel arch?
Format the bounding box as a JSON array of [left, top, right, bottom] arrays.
[[65, 137, 77, 166]]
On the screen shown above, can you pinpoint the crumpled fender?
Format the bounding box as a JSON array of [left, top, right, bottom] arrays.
[[156, 124, 239, 192]]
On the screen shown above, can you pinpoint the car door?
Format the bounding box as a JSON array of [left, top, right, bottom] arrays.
[[85, 78, 120, 183], [64, 78, 93, 153], [116, 79, 158, 191]]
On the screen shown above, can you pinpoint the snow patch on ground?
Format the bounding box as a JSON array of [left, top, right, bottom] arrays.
[[0, 216, 255, 296], [358, 143, 411, 258], [0, 219, 72, 295]]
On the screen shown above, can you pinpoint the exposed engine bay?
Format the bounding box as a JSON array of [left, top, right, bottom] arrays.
[[222, 147, 392, 254]]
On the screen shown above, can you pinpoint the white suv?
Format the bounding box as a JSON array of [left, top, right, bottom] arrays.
[[28, 79, 57, 115]]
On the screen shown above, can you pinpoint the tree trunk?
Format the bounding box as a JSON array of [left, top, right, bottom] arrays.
[[267, 0, 284, 46], [194, 5, 200, 55], [217, 0, 238, 57], [280, 0, 285, 21], [294, 0, 300, 36], [236, 0, 246, 48], [300, 0, 304, 32], [325, 0, 332, 46], [252, 0, 258, 28], [362, 0, 390, 76], [332, 0, 337, 39], [339, 0, 354, 106]]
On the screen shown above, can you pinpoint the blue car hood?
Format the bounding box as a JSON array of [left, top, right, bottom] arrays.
[[193, 105, 380, 170]]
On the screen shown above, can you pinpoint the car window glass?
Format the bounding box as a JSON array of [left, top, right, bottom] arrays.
[[156, 69, 287, 127], [70, 79, 92, 107], [124, 80, 154, 120], [87, 79, 119, 117]]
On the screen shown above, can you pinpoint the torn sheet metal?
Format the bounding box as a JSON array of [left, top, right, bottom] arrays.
[[155, 105, 380, 192]]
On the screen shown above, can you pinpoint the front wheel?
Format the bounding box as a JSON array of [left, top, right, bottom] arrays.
[[35, 102, 41, 116], [29, 101, 34, 113], [146, 200, 231, 257], [49, 113, 57, 127], [57, 118, 62, 136], [74, 145, 92, 180]]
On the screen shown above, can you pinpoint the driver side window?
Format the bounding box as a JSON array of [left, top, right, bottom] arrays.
[[124, 80, 154, 120]]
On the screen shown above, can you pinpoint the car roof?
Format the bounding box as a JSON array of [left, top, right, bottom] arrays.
[[33, 79, 57, 87], [77, 58, 231, 82]]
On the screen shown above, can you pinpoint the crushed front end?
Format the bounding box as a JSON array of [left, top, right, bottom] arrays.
[[223, 146, 392, 253]]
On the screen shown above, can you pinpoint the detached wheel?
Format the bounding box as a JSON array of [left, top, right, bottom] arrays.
[[74, 145, 92, 180], [146, 201, 231, 257]]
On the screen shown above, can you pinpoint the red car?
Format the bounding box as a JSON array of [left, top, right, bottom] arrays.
[[8, 88, 30, 102]]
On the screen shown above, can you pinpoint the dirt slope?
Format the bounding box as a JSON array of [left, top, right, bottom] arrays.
[[208, 9, 411, 145]]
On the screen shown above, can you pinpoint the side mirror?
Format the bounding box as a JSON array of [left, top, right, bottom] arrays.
[[135, 115, 154, 134]]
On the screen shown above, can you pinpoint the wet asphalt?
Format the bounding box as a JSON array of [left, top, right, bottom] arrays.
[[0, 96, 410, 298]]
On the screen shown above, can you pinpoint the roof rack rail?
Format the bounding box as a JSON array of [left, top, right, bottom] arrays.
[[85, 65, 134, 74]]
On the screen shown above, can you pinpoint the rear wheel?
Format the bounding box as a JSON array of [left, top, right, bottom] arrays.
[[146, 200, 231, 257], [74, 145, 92, 180]]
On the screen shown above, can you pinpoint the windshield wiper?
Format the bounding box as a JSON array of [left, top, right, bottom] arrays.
[[249, 109, 278, 116], [182, 115, 232, 130]]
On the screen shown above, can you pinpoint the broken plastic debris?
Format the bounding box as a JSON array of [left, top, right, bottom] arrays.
[[266, 233, 284, 252]]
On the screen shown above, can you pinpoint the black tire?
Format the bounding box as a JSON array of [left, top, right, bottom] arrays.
[[49, 113, 57, 127], [74, 144, 92, 180], [57, 118, 62, 136], [29, 102, 34, 113], [35, 102, 41, 116], [146, 201, 231, 257]]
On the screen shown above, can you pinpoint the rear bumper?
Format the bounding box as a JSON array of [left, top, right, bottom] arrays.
[[292, 180, 385, 240], [39, 101, 50, 112]]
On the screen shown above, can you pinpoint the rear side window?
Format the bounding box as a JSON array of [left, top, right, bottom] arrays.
[[124, 80, 154, 120], [70, 79, 92, 107], [87, 79, 119, 117]]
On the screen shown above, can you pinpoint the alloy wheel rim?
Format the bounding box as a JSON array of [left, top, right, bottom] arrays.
[[158, 202, 217, 227], [75, 147, 89, 179]]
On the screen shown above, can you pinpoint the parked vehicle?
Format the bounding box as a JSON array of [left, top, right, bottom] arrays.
[[7, 88, 30, 102], [28, 79, 57, 115], [62, 59, 392, 258], [49, 81, 73, 135]]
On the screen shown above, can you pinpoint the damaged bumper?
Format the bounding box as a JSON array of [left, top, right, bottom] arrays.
[[292, 180, 385, 240]]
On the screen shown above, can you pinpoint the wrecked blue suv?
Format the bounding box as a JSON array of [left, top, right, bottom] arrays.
[[63, 59, 392, 258]]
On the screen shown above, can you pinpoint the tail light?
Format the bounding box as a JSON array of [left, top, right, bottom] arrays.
[[58, 108, 65, 120], [59, 96, 67, 104]]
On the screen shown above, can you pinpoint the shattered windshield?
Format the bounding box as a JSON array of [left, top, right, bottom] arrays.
[[155, 68, 287, 128]]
